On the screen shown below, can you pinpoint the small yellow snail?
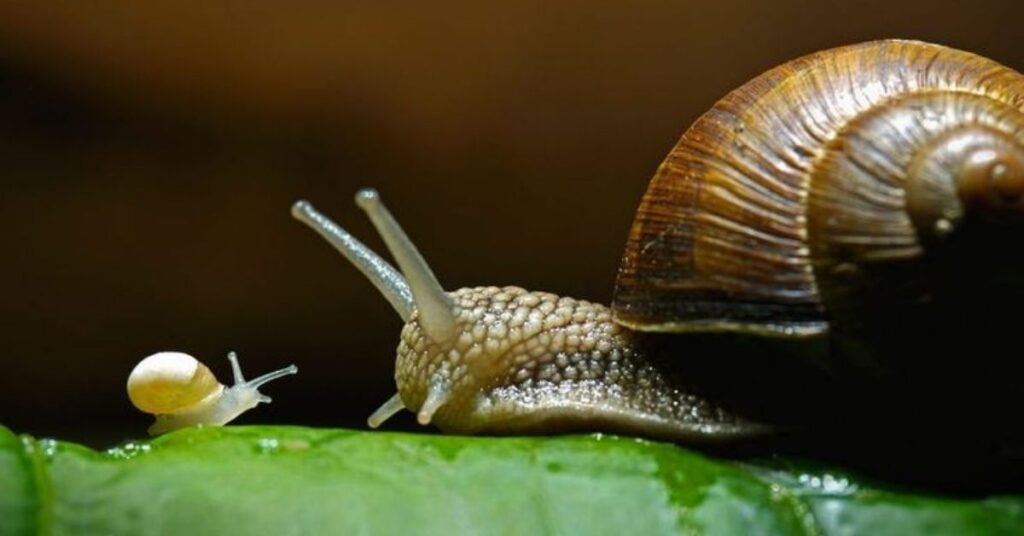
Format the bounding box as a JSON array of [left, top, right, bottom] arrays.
[[127, 351, 298, 435], [291, 40, 1024, 444]]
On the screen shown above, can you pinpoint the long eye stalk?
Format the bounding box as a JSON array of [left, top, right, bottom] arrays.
[[355, 189, 457, 343], [292, 200, 415, 321], [291, 190, 457, 343], [292, 189, 461, 429]]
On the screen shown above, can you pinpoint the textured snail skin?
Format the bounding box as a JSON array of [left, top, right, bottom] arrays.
[[395, 286, 761, 441], [294, 198, 768, 441]]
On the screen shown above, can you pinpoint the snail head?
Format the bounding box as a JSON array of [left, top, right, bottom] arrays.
[[291, 191, 617, 432]]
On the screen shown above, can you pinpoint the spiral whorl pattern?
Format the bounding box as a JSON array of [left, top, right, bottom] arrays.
[[613, 40, 1024, 336]]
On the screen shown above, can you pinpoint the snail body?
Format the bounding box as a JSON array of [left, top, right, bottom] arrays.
[[127, 351, 298, 435], [293, 195, 760, 440], [292, 40, 1024, 443]]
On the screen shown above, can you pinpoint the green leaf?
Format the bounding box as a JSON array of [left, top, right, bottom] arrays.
[[1, 424, 1021, 535], [0, 426, 48, 536]]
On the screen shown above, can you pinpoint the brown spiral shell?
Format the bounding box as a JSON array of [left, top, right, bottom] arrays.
[[612, 40, 1024, 348]]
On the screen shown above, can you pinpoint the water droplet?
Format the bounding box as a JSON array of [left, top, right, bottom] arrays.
[[256, 437, 280, 454], [105, 441, 153, 460], [796, 472, 858, 494], [37, 439, 58, 459]]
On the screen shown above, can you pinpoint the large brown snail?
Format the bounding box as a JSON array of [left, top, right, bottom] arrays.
[[291, 40, 1024, 447]]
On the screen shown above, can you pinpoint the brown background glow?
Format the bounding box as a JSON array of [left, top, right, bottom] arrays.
[[1, 1, 1021, 445]]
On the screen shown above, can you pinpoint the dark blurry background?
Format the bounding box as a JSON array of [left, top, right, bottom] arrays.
[[1, 1, 1021, 447]]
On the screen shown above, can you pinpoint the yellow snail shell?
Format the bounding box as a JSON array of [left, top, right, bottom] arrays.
[[127, 351, 297, 435]]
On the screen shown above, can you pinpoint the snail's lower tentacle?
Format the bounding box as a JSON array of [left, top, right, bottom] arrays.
[[367, 393, 405, 428]]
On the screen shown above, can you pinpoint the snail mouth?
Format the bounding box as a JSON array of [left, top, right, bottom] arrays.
[[365, 390, 453, 429], [367, 370, 456, 429]]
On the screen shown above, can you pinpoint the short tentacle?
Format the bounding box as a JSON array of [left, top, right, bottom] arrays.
[[367, 393, 405, 428]]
